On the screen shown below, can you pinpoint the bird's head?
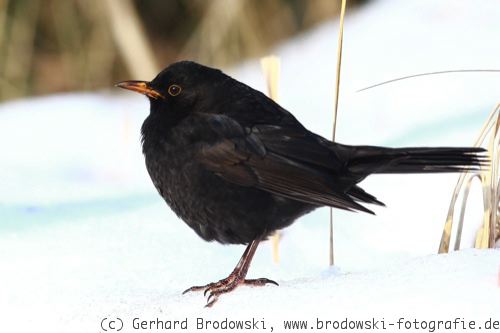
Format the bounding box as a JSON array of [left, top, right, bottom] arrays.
[[116, 61, 228, 116]]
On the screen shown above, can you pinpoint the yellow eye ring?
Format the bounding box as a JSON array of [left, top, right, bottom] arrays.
[[167, 84, 182, 96]]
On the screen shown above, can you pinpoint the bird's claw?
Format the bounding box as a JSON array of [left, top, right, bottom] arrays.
[[205, 292, 218, 308], [244, 278, 279, 287], [182, 277, 278, 307], [181, 285, 206, 294]]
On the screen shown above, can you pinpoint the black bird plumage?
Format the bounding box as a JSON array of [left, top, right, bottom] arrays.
[[117, 61, 486, 306]]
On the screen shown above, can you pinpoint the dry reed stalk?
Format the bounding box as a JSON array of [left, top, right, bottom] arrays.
[[0, 0, 9, 95], [453, 174, 479, 250], [51, 0, 85, 90], [2, 0, 39, 99], [329, 0, 347, 267], [79, 0, 116, 90], [0, 0, 8, 52], [438, 103, 500, 253], [260, 55, 281, 263], [103, 0, 158, 79], [180, 0, 247, 65]]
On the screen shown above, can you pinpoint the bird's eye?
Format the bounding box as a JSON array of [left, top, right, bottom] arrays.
[[167, 84, 182, 96]]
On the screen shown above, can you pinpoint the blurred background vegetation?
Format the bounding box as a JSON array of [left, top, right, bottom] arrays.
[[0, 0, 367, 101]]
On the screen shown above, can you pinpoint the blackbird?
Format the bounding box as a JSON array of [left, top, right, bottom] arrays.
[[117, 61, 486, 307]]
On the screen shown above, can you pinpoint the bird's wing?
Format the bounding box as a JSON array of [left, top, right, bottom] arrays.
[[195, 113, 373, 213]]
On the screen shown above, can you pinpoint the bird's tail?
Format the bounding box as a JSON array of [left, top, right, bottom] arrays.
[[342, 145, 488, 176]]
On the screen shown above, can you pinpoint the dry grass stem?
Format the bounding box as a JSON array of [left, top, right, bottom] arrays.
[[329, 0, 347, 267], [180, 0, 247, 66], [103, 0, 158, 79], [453, 174, 479, 250], [2, 0, 39, 99], [439, 103, 500, 253], [260, 55, 281, 263]]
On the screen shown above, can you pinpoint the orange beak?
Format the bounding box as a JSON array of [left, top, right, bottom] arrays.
[[115, 80, 164, 100]]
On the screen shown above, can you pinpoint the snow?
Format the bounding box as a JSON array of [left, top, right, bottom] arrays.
[[1, 0, 499, 332]]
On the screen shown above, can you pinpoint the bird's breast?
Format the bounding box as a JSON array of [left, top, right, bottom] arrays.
[[142, 132, 316, 245]]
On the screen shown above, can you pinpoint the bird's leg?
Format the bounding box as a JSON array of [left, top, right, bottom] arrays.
[[182, 237, 278, 307]]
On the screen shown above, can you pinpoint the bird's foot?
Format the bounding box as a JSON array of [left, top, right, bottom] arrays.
[[182, 238, 276, 307], [183, 276, 278, 307]]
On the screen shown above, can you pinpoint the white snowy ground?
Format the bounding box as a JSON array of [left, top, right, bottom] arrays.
[[1, 0, 499, 332]]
